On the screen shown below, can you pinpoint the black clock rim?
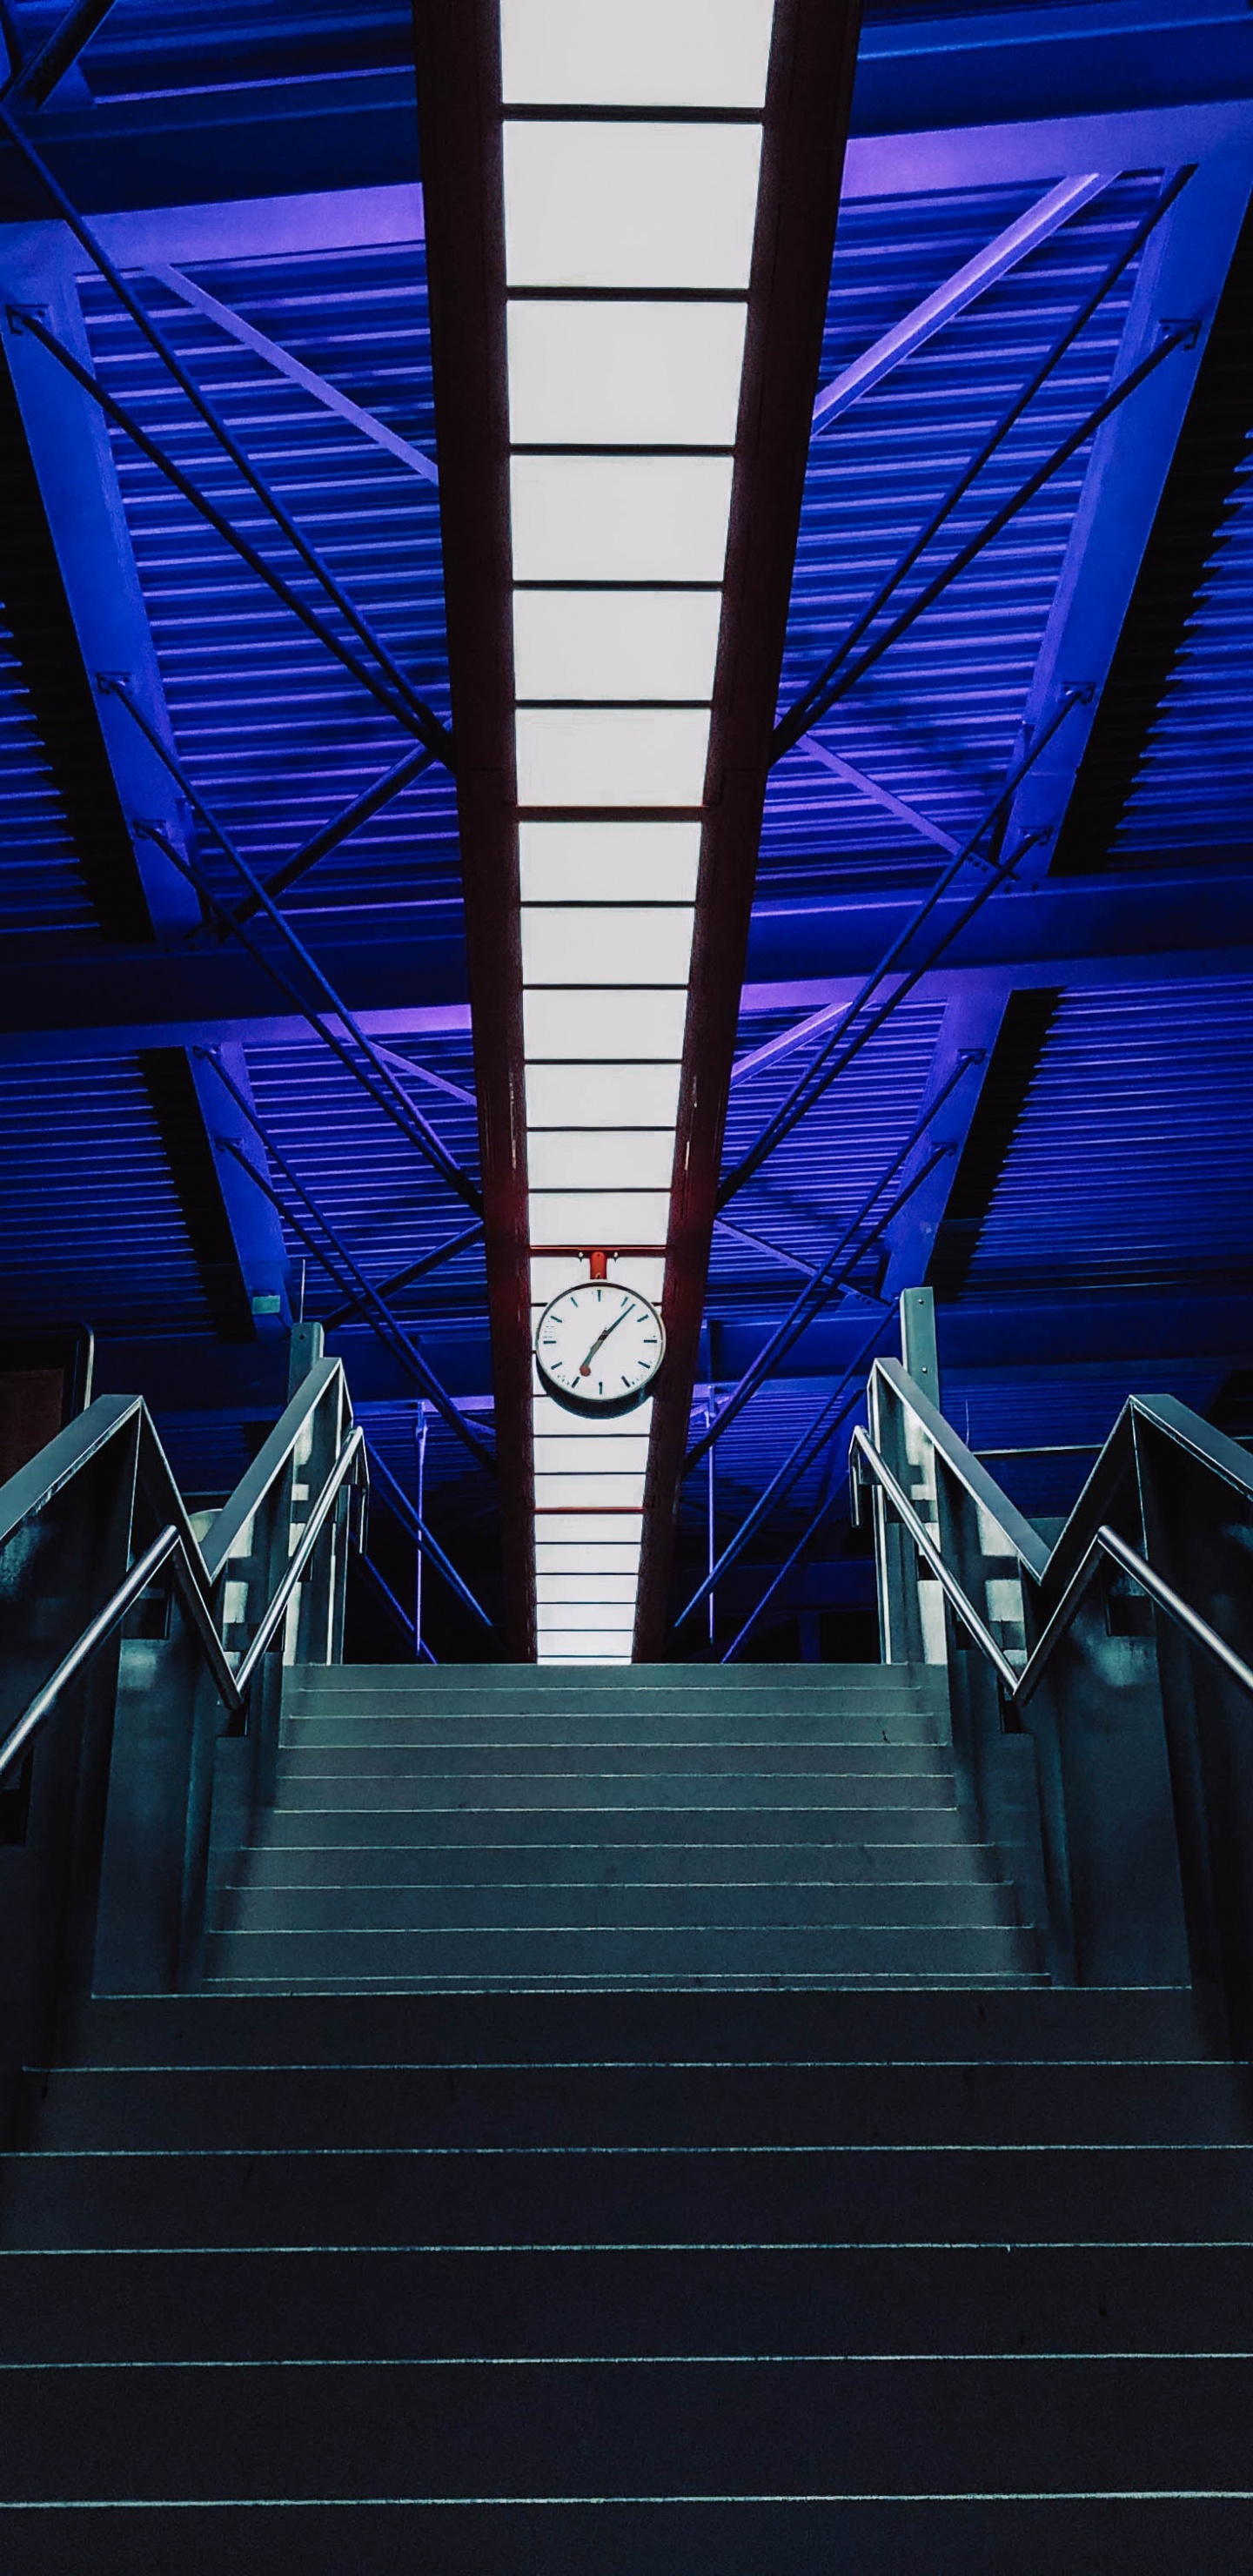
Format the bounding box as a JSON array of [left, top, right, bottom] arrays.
[[533, 1282, 666, 1419]]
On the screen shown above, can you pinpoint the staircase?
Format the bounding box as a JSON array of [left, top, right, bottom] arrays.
[[3, 1660, 1251, 2568], [206, 1660, 1041, 1989]]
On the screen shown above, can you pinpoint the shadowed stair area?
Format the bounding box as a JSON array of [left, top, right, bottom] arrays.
[[205, 1663, 1041, 1990], [3, 1664, 1251, 2569]]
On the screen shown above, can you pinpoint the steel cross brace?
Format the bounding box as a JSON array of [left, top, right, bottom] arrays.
[[136, 811, 481, 1218], [0, 98, 452, 765], [774, 168, 1195, 759], [721, 1461, 847, 1663], [687, 1054, 983, 1477], [104, 680, 481, 1214], [0, 0, 118, 108], [4, 297, 446, 755], [205, 1060, 494, 1474], [673, 1336, 884, 1639], [720, 700, 1084, 1208]]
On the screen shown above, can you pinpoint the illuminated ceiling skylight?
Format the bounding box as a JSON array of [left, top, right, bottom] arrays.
[[499, 0, 777, 1660]]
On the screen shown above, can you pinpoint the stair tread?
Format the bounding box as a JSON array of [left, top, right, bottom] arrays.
[[75, 1987, 1216, 2058], [203, 1926, 1040, 1984], [3, 2355, 1253, 2503], [22, 2060, 1250, 2150], [230, 1841, 1009, 1888], [5, 2141, 1252, 2251], [214, 1885, 1022, 1935], [5, 2239, 1251, 2363], [0, 2499, 1249, 2576]]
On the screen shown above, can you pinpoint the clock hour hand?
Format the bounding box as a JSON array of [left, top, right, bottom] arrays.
[[578, 1305, 630, 1377]]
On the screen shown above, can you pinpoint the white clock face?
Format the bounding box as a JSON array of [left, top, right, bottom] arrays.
[[534, 1281, 665, 1417]]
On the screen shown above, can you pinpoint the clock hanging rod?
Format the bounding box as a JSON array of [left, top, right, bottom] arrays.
[[530, 1245, 669, 1263]]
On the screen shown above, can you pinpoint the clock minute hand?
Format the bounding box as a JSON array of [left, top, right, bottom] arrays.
[[578, 1307, 630, 1377]]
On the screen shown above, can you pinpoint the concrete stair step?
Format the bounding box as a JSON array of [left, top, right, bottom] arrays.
[[3, 2354, 1252, 2505], [282, 1708, 952, 1747], [4, 2139, 1251, 2251], [232, 1839, 1008, 1889], [201, 1922, 1038, 1986], [285, 1661, 947, 1698], [4, 2237, 1250, 2364], [1, 2498, 1248, 2576], [265, 1769, 965, 1813], [256, 1801, 980, 1846], [273, 1743, 957, 1779], [73, 1985, 1216, 2064], [214, 1880, 1023, 1935], [21, 2058, 1249, 2153]]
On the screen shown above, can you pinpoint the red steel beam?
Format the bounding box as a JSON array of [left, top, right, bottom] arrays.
[[412, 0, 535, 1657], [633, 0, 863, 1656]]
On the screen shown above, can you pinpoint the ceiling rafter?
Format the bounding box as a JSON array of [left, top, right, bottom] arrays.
[[1001, 147, 1253, 879], [4, 855, 1253, 1057], [0, 221, 291, 1341]]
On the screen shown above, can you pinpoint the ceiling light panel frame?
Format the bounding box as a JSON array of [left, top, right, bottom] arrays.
[[416, 0, 861, 1658]]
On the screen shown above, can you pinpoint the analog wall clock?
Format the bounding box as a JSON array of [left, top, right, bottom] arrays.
[[534, 1278, 665, 1418]]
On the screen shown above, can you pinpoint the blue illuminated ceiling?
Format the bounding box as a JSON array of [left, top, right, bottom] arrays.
[[0, 0, 1250, 1654]]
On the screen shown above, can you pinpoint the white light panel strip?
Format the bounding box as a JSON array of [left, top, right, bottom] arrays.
[[500, 0, 774, 1661]]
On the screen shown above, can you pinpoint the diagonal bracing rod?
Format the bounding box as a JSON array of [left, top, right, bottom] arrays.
[[236, 743, 436, 923], [721, 1470, 845, 1663], [809, 174, 1114, 435], [208, 1085, 494, 1474], [673, 1339, 883, 1635], [142, 815, 481, 1213], [0, 101, 452, 766], [787, 169, 1191, 745], [151, 263, 440, 486], [324, 1221, 484, 1329], [107, 684, 481, 1212], [774, 169, 1196, 761], [718, 819, 1052, 1209], [721, 701, 1083, 1207], [8, 301, 446, 754], [688, 1144, 951, 1476], [1, 0, 118, 106], [689, 1058, 982, 1473], [774, 315, 1197, 761], [365, 1443, 496, 1637], [231, 1146, 492, 1476]]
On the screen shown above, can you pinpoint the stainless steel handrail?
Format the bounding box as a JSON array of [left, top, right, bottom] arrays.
[[874, 1358, 1050, 1579], [0, 1424, 365, 1785], [233, 1424, 364, 1689], [849, 1428, 1022, 1691], [202, 1355, 342, 1580], [853, 1426, 1253, 1718], [0, 1526, 189, 1783], [1016, 1519, 1253, 1712]]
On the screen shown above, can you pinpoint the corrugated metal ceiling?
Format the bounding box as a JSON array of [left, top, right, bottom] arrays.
[[967, 980, 1253, 1298], [0, 1054, 210, 1332], [78, 244, 458, 922], [764, 173, 1162, 895], [0, 1, 1250, 1653]]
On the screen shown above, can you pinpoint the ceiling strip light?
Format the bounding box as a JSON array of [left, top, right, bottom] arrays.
[[416, 0, 859, 1659], [499, 1, 775, 1661]]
